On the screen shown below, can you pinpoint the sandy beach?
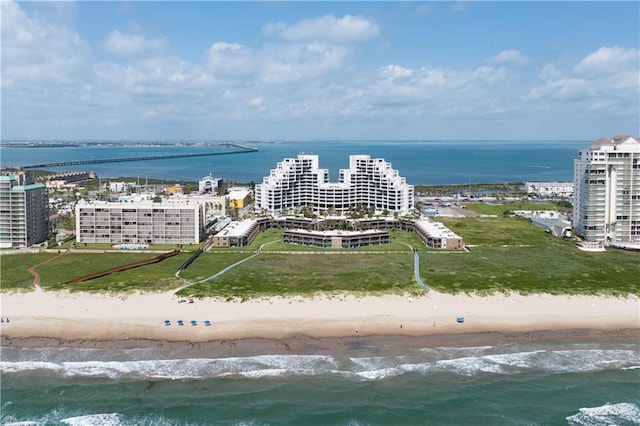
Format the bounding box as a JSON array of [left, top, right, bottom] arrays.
[[1, 290, 638, 349]]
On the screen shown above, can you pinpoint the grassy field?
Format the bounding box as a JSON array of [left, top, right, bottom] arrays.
[[0, 252, 58, 289], [178, 252, 417, 299], [420, 246, 639, 295], [2, 203, 638, 296], [1, 252, 189, 292]]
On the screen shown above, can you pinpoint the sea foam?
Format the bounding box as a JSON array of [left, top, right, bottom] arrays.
[[566, 402, 640, 425], [2, 346, 638, 381]]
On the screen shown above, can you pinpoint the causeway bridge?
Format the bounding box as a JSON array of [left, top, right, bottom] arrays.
[[18, 143, 258, 170]]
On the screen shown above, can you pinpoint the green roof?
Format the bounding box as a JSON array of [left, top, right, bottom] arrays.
[[12, 183, 46, 191]]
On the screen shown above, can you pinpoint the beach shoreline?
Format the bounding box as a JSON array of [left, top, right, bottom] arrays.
[[2, 329, 638, 357], [1, 290, 638, 352]]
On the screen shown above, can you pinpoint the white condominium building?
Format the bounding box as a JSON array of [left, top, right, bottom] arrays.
[[255, 154, 414, 217], [0, 174, 49, 248], [573, 135, 640, 243], [76, 199, 203, 244]]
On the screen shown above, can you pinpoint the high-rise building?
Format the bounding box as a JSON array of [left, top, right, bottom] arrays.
[[573, 135, 640, 244], [0, 174, 49, 248], [255, 154, 414, 217]]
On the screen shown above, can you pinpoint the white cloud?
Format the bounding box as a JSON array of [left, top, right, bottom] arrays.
[[2, 1, 637, 141], [538, 64, 562, 81], [529, 78, 591, 101], [103, 30, 169, 57], [529, 46, 639, 108], [264, 14, 379, 43], [574, 46, 639, 77], [208, 42, 254, 78], [362, 63, 516, 116], [488, 49, 529, 66], [95, 56, 215, 96], [260, 42, 348, 83], [416, 68, 449, 87], [380, 65, 413, 80], [1, 1, 92, 87]]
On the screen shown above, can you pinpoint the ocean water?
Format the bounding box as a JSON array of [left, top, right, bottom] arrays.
[[0, 140, 589, 185], [1, 338, 639, 425]]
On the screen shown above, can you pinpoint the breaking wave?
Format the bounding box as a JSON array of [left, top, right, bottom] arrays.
[[2, 346, 638, 381], [566, 402, 640, 425]]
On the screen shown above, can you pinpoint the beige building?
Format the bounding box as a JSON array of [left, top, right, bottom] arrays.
[[412, 218, 464, 249], [211, 219, 259, 247]]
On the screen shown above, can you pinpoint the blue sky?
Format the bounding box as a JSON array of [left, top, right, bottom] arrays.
[[2, 1, 639, 141]]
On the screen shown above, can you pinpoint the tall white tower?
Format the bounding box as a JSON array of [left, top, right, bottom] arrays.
[[573, 136, 640, 244]]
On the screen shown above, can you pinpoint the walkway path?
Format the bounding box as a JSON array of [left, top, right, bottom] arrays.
[[398, 242, 429, 292], [173, 252, 260, 293], [27, 252, 67, 288], [173, 241, 430, 294], [413, 250, 430, 292]]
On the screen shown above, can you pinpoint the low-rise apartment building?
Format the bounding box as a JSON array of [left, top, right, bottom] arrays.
[[75, 199, 203, 244], [210, 219, 259, 247]]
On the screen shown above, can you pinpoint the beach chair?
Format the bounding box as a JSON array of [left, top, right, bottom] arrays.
[[204, 320, 211, 326], [190, 320, 197, 326], [164, 320, 171, 326], [177, 320, 184, 326]]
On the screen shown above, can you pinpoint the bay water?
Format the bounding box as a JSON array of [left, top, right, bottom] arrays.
[[0, 140, 590, 185]]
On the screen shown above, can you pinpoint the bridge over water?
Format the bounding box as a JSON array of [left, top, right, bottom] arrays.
[[18, 143, 258, 170]]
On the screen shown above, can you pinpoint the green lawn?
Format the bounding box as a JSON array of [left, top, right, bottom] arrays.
[[0, 252, 190, 292], [419, 246, 639, 295], [178, 252, 258, 282], [2, 208, 639, 297], [0, 252, 58, 290], [430, 211, 639, 295], [439, 215, 551, 246]]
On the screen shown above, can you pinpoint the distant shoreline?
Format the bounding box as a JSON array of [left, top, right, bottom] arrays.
[[0, 140, 587, 185]]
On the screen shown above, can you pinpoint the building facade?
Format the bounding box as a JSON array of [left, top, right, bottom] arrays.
[[75, 199, 203, 244], [573, 135, 640, 243], [199, 175, 223, 193], [283, 229, 390, 249], [255, 154, 414, 217], [524, 181, 574, 198], [210, 219, 260, 247], [0, 174, 49, 248]]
